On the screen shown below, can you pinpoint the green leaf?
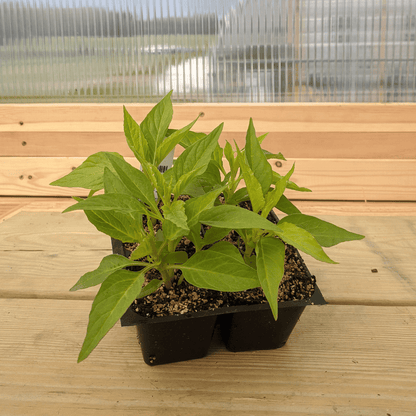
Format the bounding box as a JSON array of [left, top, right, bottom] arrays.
[[244, 118, 273, 194], [172, 124, 223, 179], [236, 147, 265, 213], [63, 193, 153, 218], [137, 279, 163, 299], [103, 167, 131, 195], [258, 133, 269, 144], [211, 143, 225, 174], [182, 161, 223, 195], [170, 123, 224, 195], [256, 237, 285, 320], [105, 153, 159, 213], [180, 242, 260, 291], [199, 205, 282, 233], [224, 141, 235, 171], [130, 236, 153, 260], [226, 187, 250, 205], [163, 200, 190, 240], [202, 227, 231, 246], [156, 116, 199, 166], [275, 222, 337, 264], [179, 131, 207, 148], [275, 195, 301, 215], [50, 152, 124, 192], [278, 214, 365, 247], [164, 200, 188, 230], [184, 186, 226, 228], [163, 251, 189, 264], [78, 269, 146, 362], [262, 163, 295, 217], [272, 172, 311, 193], [70, 254, 141, 291], [83, 210, 145, 243], [263, 150, 286, 160], [123, 107, 149, 162], [140, 91, 173, 164]]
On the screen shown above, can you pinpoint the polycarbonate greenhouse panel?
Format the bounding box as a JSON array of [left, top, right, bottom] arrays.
[[1, 0, 415, 103]]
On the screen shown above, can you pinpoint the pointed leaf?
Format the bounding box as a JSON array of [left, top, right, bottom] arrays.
[[50, 152, 124, 192], [236, 147, 265, 213], [199, 205, 282, 233], [123, 107, 149, 162], [156, 116, 199, 165], [202, 227, 232, 246], [63, 193, 153, 218], [275, 195, 300, 215], [180, 242, 260, 291], [70, 254, 141, 291], [256, 237, 285, 320], [164, 200, 189, 230], [84, 210, 145, 243], [163, 251, 189, 264], [163, 200, 190, 240], [172, 123, 224, 194], [184, 186, 226, 228], [224, 141, 235, 171], [173, 124, 224, 180], [272, 172, 311, 192], [276, 222, 337, 264], [262, 163, 295, 217], [130, 236, 153, 260], [264, 150, 286, 160], [244, 119, 273, 194], [140, 91, 173, 164], [137, 279, 163, 299], [226, 187, 250, 205], [105, 153, 159, 213], [278, 214, 365, 247], [258, 133, 268, 144], [78, 269, 145, 362], [103, 168, 131, 195], [179, 131, 207, 148]]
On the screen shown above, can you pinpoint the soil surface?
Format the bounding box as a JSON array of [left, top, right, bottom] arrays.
[[124, 198, 316, 318]]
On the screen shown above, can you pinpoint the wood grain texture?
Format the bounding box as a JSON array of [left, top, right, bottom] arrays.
[[0, 198, 76, 221], [1, 299, 415, 415], [1, 198, 415, 221], [1, 103, 416, 159], [299, 215, 416, 305], [1, 157, 415, 201], [3, 131, 416, 160], [1, 211, 416, 305]]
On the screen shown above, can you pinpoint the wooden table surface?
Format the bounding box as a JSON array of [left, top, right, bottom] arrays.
[[1, 198, 416, 416]]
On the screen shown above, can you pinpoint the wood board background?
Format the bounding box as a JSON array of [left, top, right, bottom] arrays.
[[1, 103, 416, 415], [1, 103, 416, 203]]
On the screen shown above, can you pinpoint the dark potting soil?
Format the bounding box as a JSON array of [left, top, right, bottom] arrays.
[[123, 197, 316, 318]]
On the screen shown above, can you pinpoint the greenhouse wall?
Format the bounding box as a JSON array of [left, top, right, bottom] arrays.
[[1, 0, 415, 103]]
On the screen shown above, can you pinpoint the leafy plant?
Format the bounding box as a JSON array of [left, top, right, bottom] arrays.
[[50, 91, 365, 362]]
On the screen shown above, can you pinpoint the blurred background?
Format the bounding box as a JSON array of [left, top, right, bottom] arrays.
[[1, 0, 415, 103]]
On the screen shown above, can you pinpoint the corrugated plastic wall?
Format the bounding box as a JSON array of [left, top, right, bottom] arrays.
[[0, 0, 415, 102]]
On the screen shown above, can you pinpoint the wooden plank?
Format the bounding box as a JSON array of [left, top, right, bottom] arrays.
[[0, 211, 109, 251], [0, 198, 75, 222], [2, 103, 416, 126], [1, 299, 416, 415], [1, 198, 416, 221], [280, 158, 416, 202], [1, 103, 416, 159], [300, 215, 416, 305], [3, 131, 415, 160], [1, 211, 416, 305], [294, 201, 416, 216], [1, 156, 415, 201]]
